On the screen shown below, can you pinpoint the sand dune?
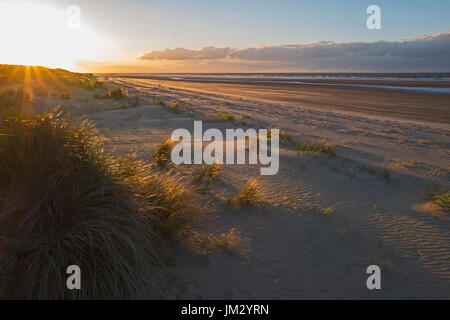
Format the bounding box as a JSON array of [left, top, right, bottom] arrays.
[[82, 76, 449, 299], [5, 72, 447, 298]]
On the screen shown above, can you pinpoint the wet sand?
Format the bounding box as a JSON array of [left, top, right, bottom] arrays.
[[116, 76, 450, 125]]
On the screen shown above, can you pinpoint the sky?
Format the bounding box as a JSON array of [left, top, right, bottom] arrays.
[[0, 0, 449, 72]]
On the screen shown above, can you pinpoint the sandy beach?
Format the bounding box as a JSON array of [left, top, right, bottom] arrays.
[[1, 0, 450, 305], [116, 76, 450, 125], [77, 76, 449, 299], [0, 65, 449, 299]]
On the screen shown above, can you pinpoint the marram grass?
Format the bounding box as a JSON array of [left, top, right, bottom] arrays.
[[0, 112, 201, 299]]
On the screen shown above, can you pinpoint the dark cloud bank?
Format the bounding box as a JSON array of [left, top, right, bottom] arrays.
[[138, 32, 450, 71]]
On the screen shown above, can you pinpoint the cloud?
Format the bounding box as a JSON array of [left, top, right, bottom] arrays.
[[138, 46, 232, 60], [137, 31, 450, 71]]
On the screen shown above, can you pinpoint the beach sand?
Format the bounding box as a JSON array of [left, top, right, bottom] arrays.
[[39, 76, 450, 298]]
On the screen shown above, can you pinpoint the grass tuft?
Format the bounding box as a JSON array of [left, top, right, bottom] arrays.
[[215, 112, 235, 121], [227, 179, 264, 209], [188, 228, 247, 259], [297, 139, 337, 157], [113, 156, 204, 240], [268, 129, 296, 146], [0, 113, 168, 299], [361, 165, 391, 180], [97, 87, 128, 100], [152, 100, 167, 106], [152, 139, 176, 168], [424, 183, 449, 212], [192, 163, 222, 186]]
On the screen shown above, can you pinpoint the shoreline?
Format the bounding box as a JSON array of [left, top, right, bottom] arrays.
[[111, 77, 450, 125]]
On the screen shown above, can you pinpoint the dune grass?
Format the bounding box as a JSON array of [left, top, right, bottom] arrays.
[[424, 183, 449, 212], [227, 179, 264, 209], [152, 99, 167, 106], [192, 162, 222, 186], [152, 139, 176, 168], [361, 164, 391, 180], [187, 228, 247, 259], [0, 65, 97, 96], [268, 128, 296, 146], [0, 112, 209, 298], [297, 139, 337, 157], [95, 87, 128, 100], [0, 113, 175, 299], [432, 193, 450, 212], [114, 156, 204, 240], [215, 112, 235, 121]]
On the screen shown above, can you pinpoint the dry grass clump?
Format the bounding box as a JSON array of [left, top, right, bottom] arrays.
[[361, 164, 391, 180], [166, 102, 182, 113], [215, 112, 235, 121], [153, 139, 176, 168], [432, 193, 449, 212], [152, 99, 167, 106], [297, 139, 337, 157], [96, 87, 128, 100], [113, 156, 204, 240], [192, 163, 222, 186], [268, 129, 296, 146], [227, 179, 264, 209], [188, 228, 247, 259], [424, 183, 449, 212], [81, 79, 104, 91], [0, 113, 167, 299]]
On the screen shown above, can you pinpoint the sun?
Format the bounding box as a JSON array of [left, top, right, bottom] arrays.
[[0, 1, 108, 71]]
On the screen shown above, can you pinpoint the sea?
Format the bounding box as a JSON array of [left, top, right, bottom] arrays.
[[108, 73, 450, 95]]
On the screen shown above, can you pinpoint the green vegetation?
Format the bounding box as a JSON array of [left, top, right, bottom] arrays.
[[0, 110, 211, 298], [114, 156, 204, 240], [0, 113, 168, 298], [432, 193, 449, 212], [424, 183, 449, 212]]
